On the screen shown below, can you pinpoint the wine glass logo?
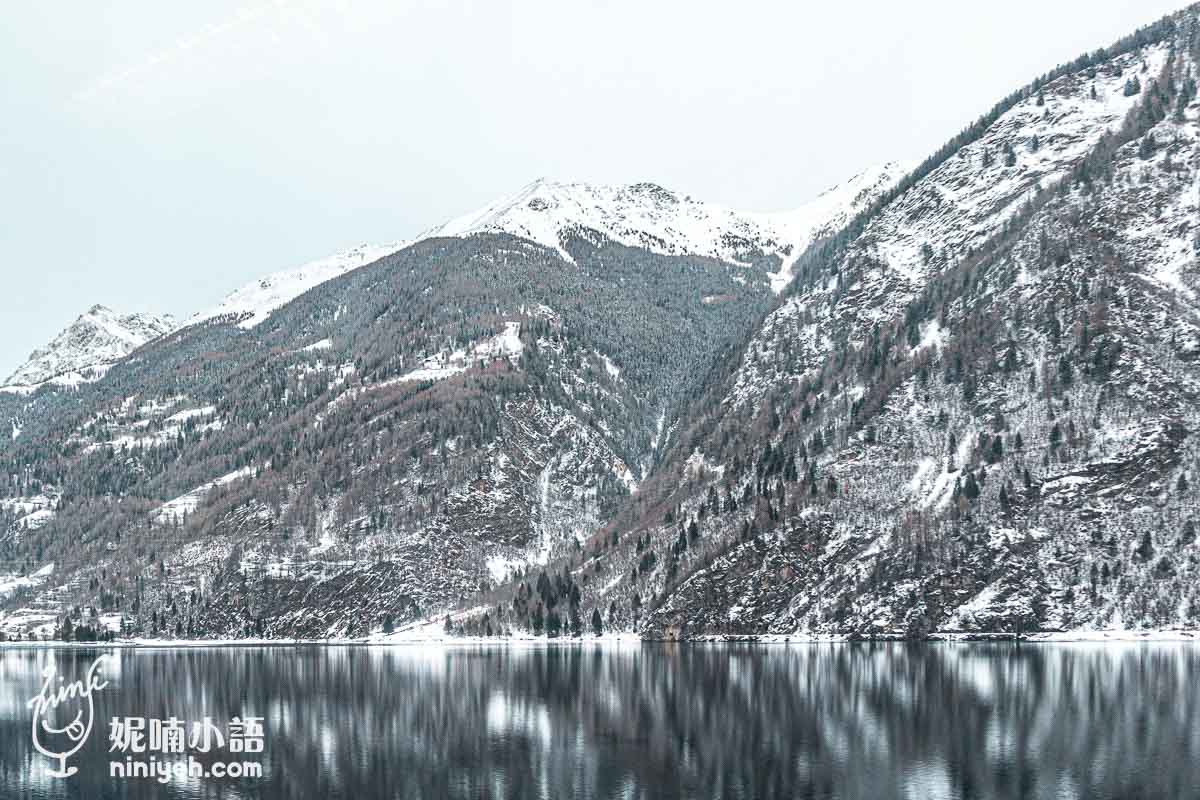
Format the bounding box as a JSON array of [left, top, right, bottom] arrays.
[[26, 654, 111, 778]]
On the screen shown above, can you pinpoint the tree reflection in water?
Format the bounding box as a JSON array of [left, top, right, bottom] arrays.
[[0, 643, 1196, 799]]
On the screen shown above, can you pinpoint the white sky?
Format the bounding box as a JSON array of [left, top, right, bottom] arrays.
[[0, 0, 1185, 374]]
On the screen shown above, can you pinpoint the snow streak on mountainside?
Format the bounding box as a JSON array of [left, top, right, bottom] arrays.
[[2, 305, 174, 390], [421, 165, 911, 292], [189, 242, 405, 329]]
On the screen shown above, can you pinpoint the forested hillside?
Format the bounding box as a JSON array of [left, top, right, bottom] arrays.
[[0, 226, 787, 638]]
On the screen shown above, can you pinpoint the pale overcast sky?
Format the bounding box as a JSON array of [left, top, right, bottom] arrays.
[[0, 0, 1185, 374]]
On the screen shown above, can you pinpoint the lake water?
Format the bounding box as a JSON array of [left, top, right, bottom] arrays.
[[0, 642, 1196, 799]]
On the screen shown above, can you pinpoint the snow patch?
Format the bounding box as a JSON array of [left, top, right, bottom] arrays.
[[302, 338, 332, 352], [154, 466, 257, 524]]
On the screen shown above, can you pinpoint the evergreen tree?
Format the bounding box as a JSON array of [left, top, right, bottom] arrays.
[[591, 607, 604, 636], [1049, 423, 1063, 448], [1003, 341, 1019, 373], [1058, 355, 1074, 388], [1138, 133, 1157, 160], [1135, 530, 1154, 561], [963, 472, 981, 501], [1003, 142, 1017, 167], [987, 435, 1004, 464]]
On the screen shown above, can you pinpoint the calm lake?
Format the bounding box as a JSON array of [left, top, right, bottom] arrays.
[[0, 642, 1196, 799]]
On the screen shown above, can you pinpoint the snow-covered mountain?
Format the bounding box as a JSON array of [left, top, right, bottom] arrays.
[[2, 5, 1195, 644], [421, 163, 912, 292], [183, 166, 910, 338], [2, 305, 175, 390], [189, 242, 405, 330]]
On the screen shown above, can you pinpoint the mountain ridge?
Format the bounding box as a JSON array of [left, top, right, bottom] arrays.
[[420, 164, 914, 293]]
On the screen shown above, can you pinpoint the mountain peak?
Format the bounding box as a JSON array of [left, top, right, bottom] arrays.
[[422, 168, 907, 287], [178, 167, 907, 340], [2, 306, 175, 389]]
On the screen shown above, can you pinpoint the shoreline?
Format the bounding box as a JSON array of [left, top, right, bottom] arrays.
[[1, 629, 1198, 648]]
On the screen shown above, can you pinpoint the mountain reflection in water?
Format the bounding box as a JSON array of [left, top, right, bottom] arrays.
[[0, 643, 1196, 799]]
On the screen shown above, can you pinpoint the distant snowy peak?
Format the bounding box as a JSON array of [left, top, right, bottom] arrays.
[[182, 166, 908, 336], [420, 178, 777, 264], [2, 305, 175, 389], [184, 165, 910, 336], [421, 164, 912, 292], [190, 242, 404, 330]]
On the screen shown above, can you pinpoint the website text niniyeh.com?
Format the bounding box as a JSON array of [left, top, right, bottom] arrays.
[[110, 756, 263, 783]]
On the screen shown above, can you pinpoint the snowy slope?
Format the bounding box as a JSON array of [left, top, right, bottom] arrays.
[[2, 305, 175, 389], [189, 242, 405, 330], [725, 42, 1171, 410], [860, 44, 1171, 289], [750, 161, 916, 291], [421, 165, 912, 292]]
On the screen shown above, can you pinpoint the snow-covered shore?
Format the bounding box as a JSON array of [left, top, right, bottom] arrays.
[[2, 629, 1198, 648]]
